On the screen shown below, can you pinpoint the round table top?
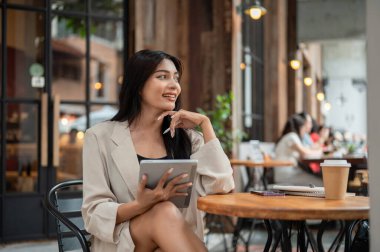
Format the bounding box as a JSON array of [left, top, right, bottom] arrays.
[[197, 193, 369, 220], [230, 159, 294, 168]]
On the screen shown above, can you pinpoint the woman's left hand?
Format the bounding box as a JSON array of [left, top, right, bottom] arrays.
[[157, 109, 208, 137]]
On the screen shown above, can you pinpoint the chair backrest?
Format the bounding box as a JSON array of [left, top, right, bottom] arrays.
[[259, 142, 276, 158], [235, 142, 263, 191], [45, 180, 91, 252]]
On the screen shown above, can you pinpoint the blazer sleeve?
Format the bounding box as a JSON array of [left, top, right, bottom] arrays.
[[81, 129, 125, 244], [188, 130, 235, 196]]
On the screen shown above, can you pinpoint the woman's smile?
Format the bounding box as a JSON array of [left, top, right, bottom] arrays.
[[162, 92, 177, 102]]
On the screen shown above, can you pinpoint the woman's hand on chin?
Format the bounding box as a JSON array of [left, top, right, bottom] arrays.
[[157, 109, 216, 142]]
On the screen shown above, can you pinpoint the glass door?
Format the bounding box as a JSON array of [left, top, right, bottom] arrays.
[[0, 0, 127, 242], [1, 4, 48, 241]]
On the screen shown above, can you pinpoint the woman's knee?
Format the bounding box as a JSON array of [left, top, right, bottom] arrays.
[[150, 201, 182, 221], [132, 201, 185, 236]]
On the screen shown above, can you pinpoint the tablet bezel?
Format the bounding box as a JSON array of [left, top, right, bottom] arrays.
[[139, 159, 198, 208]]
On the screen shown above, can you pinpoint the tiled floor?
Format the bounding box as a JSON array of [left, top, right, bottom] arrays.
[[0, 226, 345, 252], [0, 240, 58, 252], [206, 226, 346, 252]]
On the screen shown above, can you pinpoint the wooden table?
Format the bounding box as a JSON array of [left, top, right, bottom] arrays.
[[230, 159, 294, 168], [198, 193, 368, 220], [198, 193, 369, 251], [301, 154, 367, 166]]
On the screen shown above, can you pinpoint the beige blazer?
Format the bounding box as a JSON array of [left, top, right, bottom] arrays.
[[81, 121, 235, 252]]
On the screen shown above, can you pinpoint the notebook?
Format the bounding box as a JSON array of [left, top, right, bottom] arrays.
[[272, 185, 355, 198]]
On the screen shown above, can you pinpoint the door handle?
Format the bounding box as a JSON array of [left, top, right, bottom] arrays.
[[53, 95, 60, 167]]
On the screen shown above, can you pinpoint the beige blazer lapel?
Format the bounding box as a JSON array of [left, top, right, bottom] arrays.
[[111, 122, 139, 198]]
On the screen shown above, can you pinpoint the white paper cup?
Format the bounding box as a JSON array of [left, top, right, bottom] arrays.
[[320, 160, 351, 199]]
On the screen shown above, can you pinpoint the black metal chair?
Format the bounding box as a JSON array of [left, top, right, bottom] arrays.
[[45, 179, 91, 252]]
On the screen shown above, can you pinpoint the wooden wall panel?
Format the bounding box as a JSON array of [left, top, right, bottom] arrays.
[[264, 0, 288, 142], [287, 0, 297, 117], [133, 0, 232, 111]]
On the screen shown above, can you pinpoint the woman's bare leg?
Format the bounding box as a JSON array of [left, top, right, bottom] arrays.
[[130, 201, 207, 252]]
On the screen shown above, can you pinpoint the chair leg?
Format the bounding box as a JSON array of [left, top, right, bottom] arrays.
[[245, 219, 258, 252], [217, 216, 229, 252], [270, 220, 283, 252], [263, 220, 273, 252], [205, 214, 229, 252], [232, 218, 244, 251]]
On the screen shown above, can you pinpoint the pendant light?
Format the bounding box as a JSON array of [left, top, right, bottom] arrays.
[[244, 0, 267, 20]]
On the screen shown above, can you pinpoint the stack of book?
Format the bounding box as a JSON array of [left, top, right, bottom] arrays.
[[272, 185, 355, 198], [272, 185, 325, 197]]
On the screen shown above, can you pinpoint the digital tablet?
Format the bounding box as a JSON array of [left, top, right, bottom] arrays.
[[139, 159, 198, 208]]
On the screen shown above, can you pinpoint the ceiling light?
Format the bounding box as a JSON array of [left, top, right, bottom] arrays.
[[304, 77, 313, 86], [244, 0, 267, 20], [290, 59, 301, 70], [316, 92, 325, 101], [94, 82, 103, 90]]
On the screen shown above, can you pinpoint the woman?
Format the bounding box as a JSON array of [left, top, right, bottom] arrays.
[[274, 114, 323, 186], [81, 50, 235, 251]]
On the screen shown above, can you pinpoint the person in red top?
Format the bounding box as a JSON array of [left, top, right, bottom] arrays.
[[309, 124, 331, 173], [311, 125, 331, 150]]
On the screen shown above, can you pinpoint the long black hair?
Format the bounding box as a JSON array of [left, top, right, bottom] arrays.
[[276, 114, 306, 144], [111, 50, 192, 159]]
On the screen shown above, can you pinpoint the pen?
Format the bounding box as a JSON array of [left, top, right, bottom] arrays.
[[163, 127, 171, 135]]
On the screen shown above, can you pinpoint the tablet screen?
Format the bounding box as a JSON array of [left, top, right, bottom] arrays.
[[139, 159, 198, 208]]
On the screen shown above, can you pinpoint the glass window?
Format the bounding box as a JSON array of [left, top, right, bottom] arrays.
[[90, 105, 117, 127], [91, 0, 123, 18], [7, 10, 45, 99], [52, 15, 86, 101], [5, 103, 39, 193], [58, 104, 86, 182], [51, 0, 85, 13], [90, 19, 123, 103], [7, 0, 45, 7], [242, 13, 264, 140]]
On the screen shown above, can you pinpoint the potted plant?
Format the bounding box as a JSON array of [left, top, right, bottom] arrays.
[[197, 91, 246, 157]]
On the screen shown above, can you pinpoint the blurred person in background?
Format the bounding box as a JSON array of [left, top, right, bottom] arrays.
[[298, 112, 314, 147], [274, 114, 323, 186], [309, 124, 332, 173], [310, 124, 332, 152]]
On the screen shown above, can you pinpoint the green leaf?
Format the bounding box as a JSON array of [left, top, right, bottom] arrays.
[[195, 91, 246, 156]]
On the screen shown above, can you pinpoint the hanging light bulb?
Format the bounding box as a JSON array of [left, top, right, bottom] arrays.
[[94, 82, 103, 90], [240, 62, 246, 70], [304, 77, 313, 86], [244, 0, 267, 20], [316, 92, 325, 101], [290, 59, 301, 70], [289, 48, 301, 70]]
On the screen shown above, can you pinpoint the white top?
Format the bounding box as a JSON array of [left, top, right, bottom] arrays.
[[274, 132, 323, 186], [274, 132, 302, 165]]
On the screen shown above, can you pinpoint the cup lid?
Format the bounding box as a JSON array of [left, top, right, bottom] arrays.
[[320, 159, 351, 167]]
